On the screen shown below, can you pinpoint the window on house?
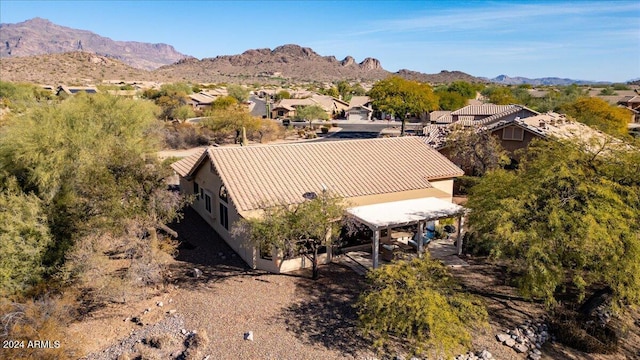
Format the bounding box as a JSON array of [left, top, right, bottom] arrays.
[[503, 126, 524, 141], [219, 185, 229, 230], [219, 203, 228, 230], [204, 193, 211, 213], [193, 182, 199, 199]]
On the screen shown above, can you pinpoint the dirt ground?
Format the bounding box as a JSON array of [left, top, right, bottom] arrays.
[[65, 207, 640, 360]]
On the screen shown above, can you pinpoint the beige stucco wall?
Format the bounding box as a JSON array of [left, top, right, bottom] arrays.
[[185, 162, 257, 269], [181, 161, 458, 273]]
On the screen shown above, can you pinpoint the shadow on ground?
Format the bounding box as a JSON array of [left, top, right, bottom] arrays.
[[165, 207, 253, 289], [277, 263, 370, 357]]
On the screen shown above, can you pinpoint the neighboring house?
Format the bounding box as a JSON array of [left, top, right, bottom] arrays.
[[423, 104, 540, 156], [187, 92, 217, 110], [56, 85, 98, 96], [271, 95, 349, 119], [423, 111, 619, 158], [618, 95, 640, 123], [347, 96, 373, 121], [171, 137, 464, 272]]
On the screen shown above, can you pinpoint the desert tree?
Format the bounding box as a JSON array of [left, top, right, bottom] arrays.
[[294, 104, 329, 126], [444, 126, 510, 176], [466, 138, 640, 309], [559, 97, 631, 137], [235, 190, 345, 280], [227, 84, 249, 103], [368, 76, 438, 135], [0, 93, 183, 298], [357, 256, 488, 357]]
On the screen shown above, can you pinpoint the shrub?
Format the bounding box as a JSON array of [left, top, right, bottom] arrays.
[[357, 256, 488, 357], [0, 295, 81, 359]]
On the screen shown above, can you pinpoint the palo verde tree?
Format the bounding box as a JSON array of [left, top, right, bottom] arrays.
[[294, 104, 329, 126], [368, 76, 439, 136], [0, 93, 183, 297], [227, 84, 250, 103], [235, 190, 345, 280], [559, 97, 631, 137], [466, 138, 640, 309], [357, 256, 488, 357]]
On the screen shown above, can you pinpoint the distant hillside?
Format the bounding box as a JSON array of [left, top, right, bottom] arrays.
[[489, 74, 610, 86], [0, 18, 187, 70], [154, 44, 486, 84], [395, 69, 487, 84], [153, 44, 390, 83], [0, 52, 153, 84]]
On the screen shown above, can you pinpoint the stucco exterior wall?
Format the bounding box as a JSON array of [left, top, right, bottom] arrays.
[[180, 161, 458, 273]]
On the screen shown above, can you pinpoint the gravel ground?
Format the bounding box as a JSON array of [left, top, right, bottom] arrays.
[[73, 207, 639, 360]]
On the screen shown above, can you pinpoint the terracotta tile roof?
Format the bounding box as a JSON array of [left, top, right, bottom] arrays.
[[451, 104, 514, 116], [474, 105, 539, 126], [177, 137, 463, 212], [170, 148, 208, 177], [429, 111, 451, 122], [349, 96, 371, 108]]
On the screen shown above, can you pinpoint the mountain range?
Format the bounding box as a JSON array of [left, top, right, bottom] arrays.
[[488, 74, 611, 86], [0, 18, 629, 85]]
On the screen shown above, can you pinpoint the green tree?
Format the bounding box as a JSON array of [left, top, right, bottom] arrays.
[[294, 105, 329, 126], [237, 190, 345, 279], [275, 90, 291, 101], [0, 93, 182, 296], [227, 84, 249, 103], [357, 256, 488, 357], [368, 76, 439, 135], [481, 86, 517, 105], [436, 90, 467, 111], [466, 139, 640, 308], [447, 81, 478, 99], [444, 126, 509, 176], [172, 104, 196, 122], [203, 105, 260, 143], [142, 82, 192, 120], [560, 97, 630, 136], [0, 177, 52, 296], [210, 95, 239, 110], [0, 81, 54, 113]]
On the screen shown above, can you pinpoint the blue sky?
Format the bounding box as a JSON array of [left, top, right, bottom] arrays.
[[1, 0, 638, 82]]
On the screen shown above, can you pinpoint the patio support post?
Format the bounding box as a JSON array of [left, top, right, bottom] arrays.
[[325, 226, 332, 263], [417, 221, 424, 258], [372, 228, 380, 269], [456, 215, 463, 256]]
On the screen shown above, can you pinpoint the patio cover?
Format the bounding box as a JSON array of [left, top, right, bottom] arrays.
[[346, 197, 465, 230]]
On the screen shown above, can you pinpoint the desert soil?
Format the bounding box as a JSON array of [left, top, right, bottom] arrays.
[[65, 207, 639, 360]]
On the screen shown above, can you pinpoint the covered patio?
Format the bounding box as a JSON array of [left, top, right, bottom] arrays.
[[345, 197, 467, 269]]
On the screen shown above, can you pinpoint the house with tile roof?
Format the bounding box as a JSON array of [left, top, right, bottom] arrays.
[[618, 94, 640, 123], [423, 104, 540, 156], [171, 137, 465, 272], [271, 95, 349, 119], [347, 96, 373, 121], [423, 111, 623, 160]]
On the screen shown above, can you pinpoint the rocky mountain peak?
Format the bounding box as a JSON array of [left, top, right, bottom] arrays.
[[271, 44, 319, 58], [359, 57, 381, 70], [341, 56, 356, 66]]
